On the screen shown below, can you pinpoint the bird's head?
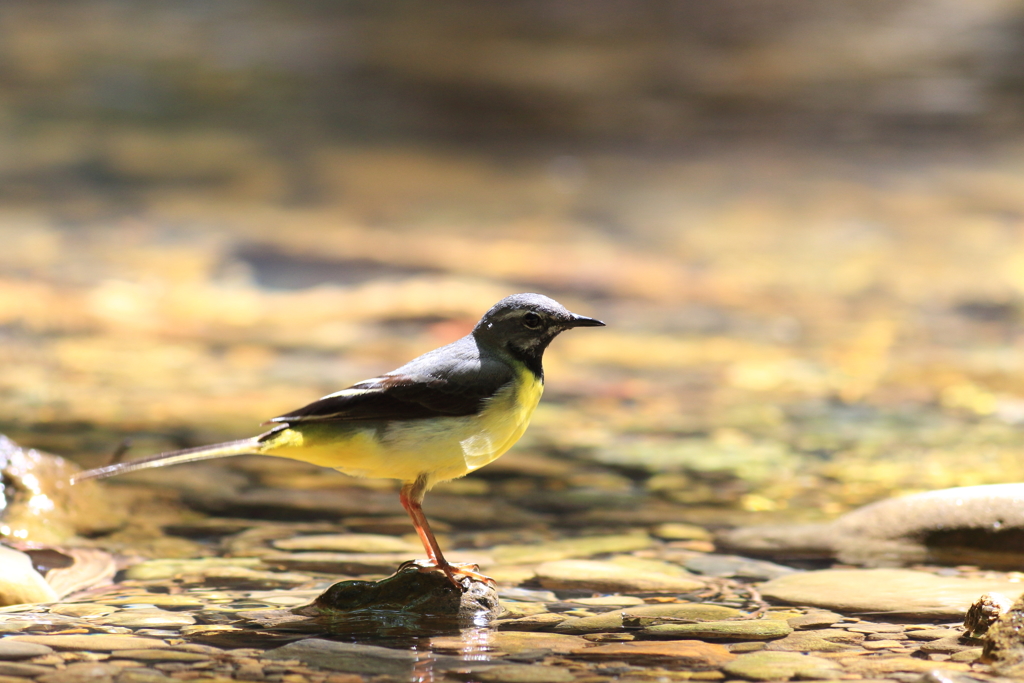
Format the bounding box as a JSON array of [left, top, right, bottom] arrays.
[[473, 293, 604, 364]]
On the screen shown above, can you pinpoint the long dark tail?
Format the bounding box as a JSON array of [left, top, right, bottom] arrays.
[[70, 437, 263, 484]]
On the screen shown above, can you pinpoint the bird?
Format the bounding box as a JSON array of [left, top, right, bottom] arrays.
[[71, 293, 604, 588]]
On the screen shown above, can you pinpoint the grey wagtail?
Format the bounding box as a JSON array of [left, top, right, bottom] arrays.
[[72, 293, 604, 587]]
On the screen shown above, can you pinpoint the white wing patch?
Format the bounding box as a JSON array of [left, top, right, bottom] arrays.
[[319, 386, 375, 400]]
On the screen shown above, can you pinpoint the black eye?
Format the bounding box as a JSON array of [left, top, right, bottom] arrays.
[[522, 312, 543, 329]]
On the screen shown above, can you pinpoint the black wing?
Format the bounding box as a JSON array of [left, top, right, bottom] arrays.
[[270, 337, 514, 424]]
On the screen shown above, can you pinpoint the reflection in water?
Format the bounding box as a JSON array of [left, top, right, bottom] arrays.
[[454, 623, 496, 661], [190, 611, 499, 683]]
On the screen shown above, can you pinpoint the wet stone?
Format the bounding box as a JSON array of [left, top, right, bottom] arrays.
[[434, 632, 589, 655], [729, 642, 767, 653], [949, 647, 984, 662], [472, 664, 577, 683], [908, 628, 962, 641], [583, 633, 634, 642], [554, 611, 624, 633], [0, 639, 54, 659], [272, 533, 419, 553], [571, 639, 735, 669], [760, 568, 1024, 618], [264, 638, 416, 677], [0, 615, 82, 634], [681, 553, 797, 581], [98, 609, 196, 629], [49, 604, 117, 617], [38, 661, 121, 683], [115, 669, 178, 683], [0, 662, 55, 676], [863, 639, 905, 650], [261, 551, 412, 574], [846, 622, 905, 634], [535, 559, 704, 593], [723, 650, 842, 681], [498, 613, 569, 631], [837, 655, 971, 676], [621, 603, 742, 625], [569, 596, 646, 607], [498, 602, 550, 619], [99, 594, 206, 609], [8, 635, 170, 651], [918, 635, 978, 655], [865, 631, 907, 641], [490, 533, 653, 565], [498, 588, 558, 603], [642, 618, 793, 641], [121, 557, 266, 580], [765, 629, 864, 652], [179, 624, 242, 636], [115, 650, 209, 662], [786, 610, 843, 630], [577, 643, 737, 671]]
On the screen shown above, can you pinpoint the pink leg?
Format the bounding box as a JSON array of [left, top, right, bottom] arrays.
[[399, 476, 493, 589]]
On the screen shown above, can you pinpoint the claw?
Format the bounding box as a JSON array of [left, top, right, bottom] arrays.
[[397, 559, 494, 591]]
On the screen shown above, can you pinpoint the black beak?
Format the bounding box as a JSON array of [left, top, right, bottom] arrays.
[[567, 313, 605, 328]]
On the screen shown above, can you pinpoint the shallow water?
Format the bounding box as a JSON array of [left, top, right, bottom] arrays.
[[4, 52, 1024, 683]]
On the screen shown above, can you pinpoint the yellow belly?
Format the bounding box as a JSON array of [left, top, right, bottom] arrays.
[[259, 368, 543, 489]]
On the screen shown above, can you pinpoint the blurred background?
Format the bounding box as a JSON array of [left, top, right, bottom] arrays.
[[5, 0, 1024, 527]]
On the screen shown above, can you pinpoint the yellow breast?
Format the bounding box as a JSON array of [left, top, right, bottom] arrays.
[[259, 367, 544, 488], [460, 366, 543, 471]]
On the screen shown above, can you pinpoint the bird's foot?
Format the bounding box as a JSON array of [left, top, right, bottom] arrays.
[[398, 559, 495, 591]]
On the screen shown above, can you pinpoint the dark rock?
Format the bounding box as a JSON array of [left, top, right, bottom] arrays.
[[964, 592, 1012, 638], [307, 564, 500, 618], [981, 592, 1024, 677]]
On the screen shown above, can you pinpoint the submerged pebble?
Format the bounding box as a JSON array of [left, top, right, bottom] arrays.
[[641, 618, 793, 641], [534, 559, 704, 593], [723, 650, 841, 680], [571, 639, 735, 669], [0, 640, 53, 659], [263, 639, 417, 677]]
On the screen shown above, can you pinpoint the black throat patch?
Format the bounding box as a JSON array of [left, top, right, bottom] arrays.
[[505, 339, 548, 381]]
